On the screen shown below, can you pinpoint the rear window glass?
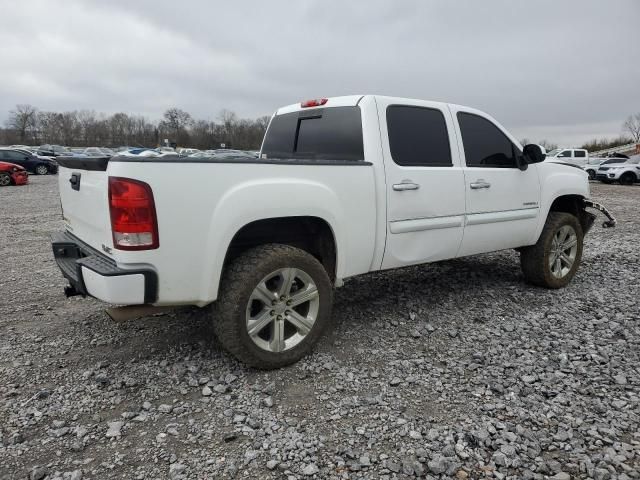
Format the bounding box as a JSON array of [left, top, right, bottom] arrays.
[[261, 106, 364, 161]]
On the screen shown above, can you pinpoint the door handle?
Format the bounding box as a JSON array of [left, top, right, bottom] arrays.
[[470, 180, 491, 189], [392, 181, 420, 191]]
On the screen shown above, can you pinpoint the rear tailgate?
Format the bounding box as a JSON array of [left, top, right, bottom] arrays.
[[57, 156, 112, 253]]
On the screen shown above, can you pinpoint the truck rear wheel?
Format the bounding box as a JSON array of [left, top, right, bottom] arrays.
[[520, 212, 583, 289], [213, 244, 333, 369]]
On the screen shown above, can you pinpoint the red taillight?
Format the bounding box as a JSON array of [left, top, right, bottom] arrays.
[[108, 177, 158, 250], [301, 98, 328, 108]]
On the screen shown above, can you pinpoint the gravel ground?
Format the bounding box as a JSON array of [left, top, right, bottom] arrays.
[[0, 175, 638, 480]]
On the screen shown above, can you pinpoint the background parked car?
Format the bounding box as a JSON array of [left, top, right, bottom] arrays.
[[545, 148, 589, 166], [83, 147, 115, 157], [0, 161, 29, 186], [596, 155, 640, 185], [0, 149, 58, 175], [584, 157, 629, 180], [37, 144, 71, 157]]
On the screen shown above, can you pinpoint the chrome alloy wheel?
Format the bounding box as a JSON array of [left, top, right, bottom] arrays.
[[36, 165, 49, 175], [549, 225, 578, 279], [245, 268, 320, 353]]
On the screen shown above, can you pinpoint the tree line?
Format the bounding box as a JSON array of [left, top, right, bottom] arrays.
[[521, 114, 639, 153], [2, 104, 639, 152], [1, 104, 271, 150]]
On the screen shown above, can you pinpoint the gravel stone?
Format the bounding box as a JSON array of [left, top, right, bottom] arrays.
[[105, 421, 124, 438], [302, 463, 319, 475]]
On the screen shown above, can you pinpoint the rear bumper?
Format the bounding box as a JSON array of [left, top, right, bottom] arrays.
[[51, 231, 157, 304]]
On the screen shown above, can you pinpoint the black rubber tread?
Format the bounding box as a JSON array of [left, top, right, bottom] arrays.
[[212, 243, 333, 369], [520, 212, 584, 289], [619, 172, 636, 185], [0, 172, 11, 186]]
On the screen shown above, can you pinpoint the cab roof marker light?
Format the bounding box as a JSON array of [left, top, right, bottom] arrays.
[[301, 98, 328, 108]]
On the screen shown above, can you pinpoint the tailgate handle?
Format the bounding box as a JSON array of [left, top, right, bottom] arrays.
[[69, 172, 81, 191]]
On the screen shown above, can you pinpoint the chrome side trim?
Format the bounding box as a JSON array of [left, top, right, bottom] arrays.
[[389, 215, 464, 234], [465, 207, 539, 226]]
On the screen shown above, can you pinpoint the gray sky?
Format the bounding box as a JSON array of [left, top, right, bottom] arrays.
[[1, 0, 638, 146]]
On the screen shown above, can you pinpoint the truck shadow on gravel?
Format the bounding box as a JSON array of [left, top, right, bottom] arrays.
[[109, 251, 525, 363], [130, 252, 523, 355]]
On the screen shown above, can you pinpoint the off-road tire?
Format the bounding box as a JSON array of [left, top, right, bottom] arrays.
[[619, 172, 636, 186], [520, 212, 583, 289], [213, 244, 333, 369], [0, 172, 11, 186]]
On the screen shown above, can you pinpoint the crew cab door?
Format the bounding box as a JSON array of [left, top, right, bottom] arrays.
[[451, 107, 541, 256], [377, 98, 466, 269]]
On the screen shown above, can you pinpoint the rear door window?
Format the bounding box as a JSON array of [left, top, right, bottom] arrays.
[[386, 105, 452, 167], [261, 106, 364, 161], [574, 150, 586, 158]]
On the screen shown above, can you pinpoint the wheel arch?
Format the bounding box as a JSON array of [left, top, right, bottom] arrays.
[[222, 216, 338, 282], [542, 193, 593, 237], [619, 170, 638, 184]]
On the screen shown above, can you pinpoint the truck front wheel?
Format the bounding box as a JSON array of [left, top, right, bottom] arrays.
[[213, 244, 333, 369], [520, 212, 584, 289]]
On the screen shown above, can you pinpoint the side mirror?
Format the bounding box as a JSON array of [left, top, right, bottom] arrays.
[[523, 144, 546, 165]]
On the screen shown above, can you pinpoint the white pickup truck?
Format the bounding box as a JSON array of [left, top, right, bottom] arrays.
[[52, 95, 615, 368]]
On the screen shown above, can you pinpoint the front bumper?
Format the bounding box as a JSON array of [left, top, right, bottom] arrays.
[[596, 172, 620, 181], [583, 199, 616, 228], [51, 231, 157, 304], [11, 171, 28, 185]]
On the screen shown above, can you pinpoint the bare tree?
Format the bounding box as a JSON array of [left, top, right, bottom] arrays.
[[538, 139, 558, 151], [623, 114, 640, 143], [160, 108, 193, 144], [6, 104, 38, 143]]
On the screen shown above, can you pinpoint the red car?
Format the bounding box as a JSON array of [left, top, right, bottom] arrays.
[[0, 161, 29, 186]]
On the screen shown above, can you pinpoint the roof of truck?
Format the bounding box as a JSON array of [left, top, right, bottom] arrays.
[[275, 94, 483, 117]]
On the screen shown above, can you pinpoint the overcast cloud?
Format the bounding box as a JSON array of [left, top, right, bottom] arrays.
[[0, 0, 638, 145]]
